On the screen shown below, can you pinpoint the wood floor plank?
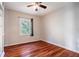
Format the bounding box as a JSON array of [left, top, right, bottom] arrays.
[[4, 40, 79, 57]]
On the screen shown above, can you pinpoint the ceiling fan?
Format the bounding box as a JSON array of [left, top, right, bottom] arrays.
[[27, 2, 47, 11]]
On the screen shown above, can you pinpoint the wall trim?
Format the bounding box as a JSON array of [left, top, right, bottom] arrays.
[[4, 40, 42, 47], [42, 40, 79, 54]]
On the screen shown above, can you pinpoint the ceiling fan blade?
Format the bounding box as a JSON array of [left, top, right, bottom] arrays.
[[35, 2, 42, 4], [39, 4, 47, 9], [27, 5, 33, 7]]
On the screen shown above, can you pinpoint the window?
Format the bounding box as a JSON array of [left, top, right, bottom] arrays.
[[19, 17, 33, 36]]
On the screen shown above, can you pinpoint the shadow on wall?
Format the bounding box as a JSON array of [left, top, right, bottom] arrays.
[[46, 36, 65, 46]]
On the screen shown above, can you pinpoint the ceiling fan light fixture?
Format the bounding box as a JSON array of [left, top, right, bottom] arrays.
[[33, 4, 39, 11], [27, 2, 47, 11], [35, 8, 38, 11]]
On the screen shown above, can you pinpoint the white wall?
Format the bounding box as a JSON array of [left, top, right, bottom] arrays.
[[40, 3, 77, 51], [40, 7, 65, 46], [73, 2, 79, 51], [64, 3, 76, 50], [4, 9, 41, 46]]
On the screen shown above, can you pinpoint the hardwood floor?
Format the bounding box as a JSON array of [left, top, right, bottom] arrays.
[[4, 40, 79, 57]]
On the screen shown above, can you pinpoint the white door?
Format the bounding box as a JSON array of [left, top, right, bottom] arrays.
[[0, 3, 4, 57]]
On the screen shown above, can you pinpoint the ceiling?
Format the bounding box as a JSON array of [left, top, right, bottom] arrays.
[[4, 2, 66, 16]]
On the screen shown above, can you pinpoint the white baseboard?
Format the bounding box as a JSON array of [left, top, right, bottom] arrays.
[[42, 40, 79, 54], [4, 39, 41, 47]]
